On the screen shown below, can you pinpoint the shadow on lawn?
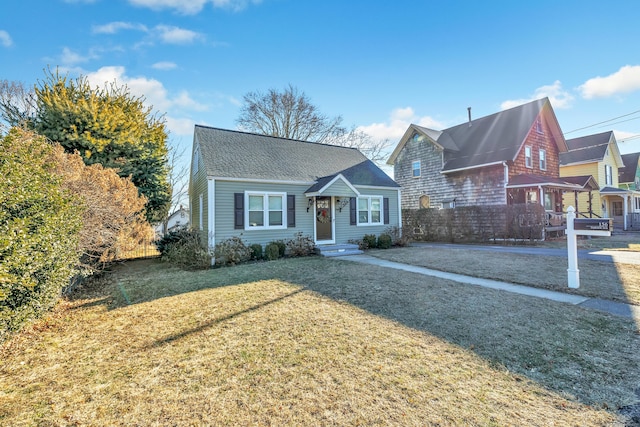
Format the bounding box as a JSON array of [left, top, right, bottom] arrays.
[[69, 255, 640, 415]]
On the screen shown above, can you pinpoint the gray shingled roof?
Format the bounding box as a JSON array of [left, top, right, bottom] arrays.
[[439, 98, 551, 172], [559, 131, 613, 166], [194, 125, 399, 188], [619, 152, 640, 184]]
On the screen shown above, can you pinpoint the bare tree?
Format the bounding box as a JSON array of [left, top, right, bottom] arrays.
[[0, 80, 36, 130], [237, 84, 345, 142], [326, 126, 392, 165], [237, 84, 391, 165]]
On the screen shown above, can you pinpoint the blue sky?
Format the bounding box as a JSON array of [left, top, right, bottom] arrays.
[[3, 0, 640, 164]]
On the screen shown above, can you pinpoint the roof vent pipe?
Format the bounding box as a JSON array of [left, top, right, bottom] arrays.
[[467, 107, 472, 127]]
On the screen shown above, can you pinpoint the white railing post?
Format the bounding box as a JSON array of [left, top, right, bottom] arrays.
[[566, 206, 580, 288]]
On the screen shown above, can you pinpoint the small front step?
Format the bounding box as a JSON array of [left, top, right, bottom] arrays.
[[315, 243, 363, 257]]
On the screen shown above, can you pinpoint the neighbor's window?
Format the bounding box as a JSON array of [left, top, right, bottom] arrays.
[[635, 196, 640, 211], [247, 192, 285, 229], [526, 190, 538, 204], [525, 146, 532, 168], [357, 196, 382, 225], [605, 165, 613, 186], [539, 149, 547, 170], [412, 160, 421, 177]]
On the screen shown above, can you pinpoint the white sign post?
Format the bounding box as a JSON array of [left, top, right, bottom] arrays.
[[565, 206, 612, 289], [566, 207, 580, 288]]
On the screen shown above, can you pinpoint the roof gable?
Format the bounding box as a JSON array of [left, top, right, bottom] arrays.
[[559, 131, 624, 167], [194, 125, 399, 188], [619, 152, 640, 183], [387, 98, 566, 173]]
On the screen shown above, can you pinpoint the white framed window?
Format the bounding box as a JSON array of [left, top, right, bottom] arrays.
[[246, 192, 286, 230], [357, 196, 383, 225], [525, 146, 532, 168], [635, 196, 640, 211], [412, 160, 421, 178], [535, 118, 544, 134], [539, 149, 546, 170], [605, 165, 613, 186]]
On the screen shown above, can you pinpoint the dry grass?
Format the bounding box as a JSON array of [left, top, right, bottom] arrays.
[[2, 257, 639, 426], [370, 246, 640, 306]]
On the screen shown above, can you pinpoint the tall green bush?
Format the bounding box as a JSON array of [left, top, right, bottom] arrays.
[[157, 227, 211, 270], [0, 128, 82, 341]]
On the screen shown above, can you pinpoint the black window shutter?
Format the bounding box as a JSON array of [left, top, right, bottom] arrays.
[[287, 194, 295, 227], [350, 197, 357, 225], [234, 193, 244, 229], [383, 197, 390, 224]]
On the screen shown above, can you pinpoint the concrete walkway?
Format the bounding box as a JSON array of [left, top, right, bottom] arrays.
[[340, 254, 640, 319]]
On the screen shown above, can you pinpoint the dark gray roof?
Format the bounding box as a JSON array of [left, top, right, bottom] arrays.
[[194, 125, 399, 188], [559, 131, 612, 165], [619, 152, 640, 183], [435, 98, 553, 172]]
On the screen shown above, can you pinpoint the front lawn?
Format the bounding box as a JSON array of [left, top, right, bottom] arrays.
[[369, 246, 640, 306], [1, 257, 639, 425]]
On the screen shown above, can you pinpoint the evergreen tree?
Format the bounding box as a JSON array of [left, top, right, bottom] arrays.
[[33, 70, 171, 223]]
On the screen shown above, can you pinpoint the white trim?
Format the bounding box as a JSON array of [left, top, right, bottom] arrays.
[[506, 182, 582, 190], [314, 196, 336, 244], [207, 178, 215, 248], [397, 190, 402, 234], [244, 191, 287, 230], [198, 193, 203, 231], [304, 173, 361, 197], [209, 176, 314, 185]]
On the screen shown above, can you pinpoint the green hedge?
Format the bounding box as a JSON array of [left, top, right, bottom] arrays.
[[0, 129, 82, 341]]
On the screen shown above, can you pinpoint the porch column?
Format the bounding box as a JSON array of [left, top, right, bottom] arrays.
[[624, 194, 629, 230], [588, 191, 593, 218], [538, 186, 544, 208], [574, 191, 578, 214]]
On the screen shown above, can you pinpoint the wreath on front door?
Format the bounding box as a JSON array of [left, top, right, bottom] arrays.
[[317, 209, 331, 223]]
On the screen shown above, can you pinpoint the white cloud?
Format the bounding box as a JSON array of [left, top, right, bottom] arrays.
[[579, 65, 640, 99], [85, 66, 209, 136], [501, 80, 574, 110], [152, 61, 178, 70], [0, 30, 13, 47], [155, 25, 203, 44], [60, 47, 96, 65], [127, 0, 261, 14], [92, 21, 148, 34], [358, 107, 444, 142], [165, 116, 196, 136]]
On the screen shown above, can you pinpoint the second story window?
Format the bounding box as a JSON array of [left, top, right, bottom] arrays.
[[525, 146, 532, 168], [412, 160, 421, 178], [539, 149, 546, 171], [605, 165, 613, 186]]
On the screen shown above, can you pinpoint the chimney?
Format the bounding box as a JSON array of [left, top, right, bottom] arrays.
[[467, 107, 472, 127]]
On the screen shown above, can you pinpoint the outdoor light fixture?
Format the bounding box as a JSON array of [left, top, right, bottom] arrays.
[[307, 198, 314, 212], [336, 198, 350, 212]]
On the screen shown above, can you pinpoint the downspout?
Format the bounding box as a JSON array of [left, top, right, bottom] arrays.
[[503, 162, 509, 204]]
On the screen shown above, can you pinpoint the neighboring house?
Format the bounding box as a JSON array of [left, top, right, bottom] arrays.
[[387, 97, 585, 229], [189, 126, 401, 252], [155, 206, 190, 237], [559, 131, 630, 228], [618, 152, 640, 228]]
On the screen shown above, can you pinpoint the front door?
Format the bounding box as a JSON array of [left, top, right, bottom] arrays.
[[315, 196, 333, 242]]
